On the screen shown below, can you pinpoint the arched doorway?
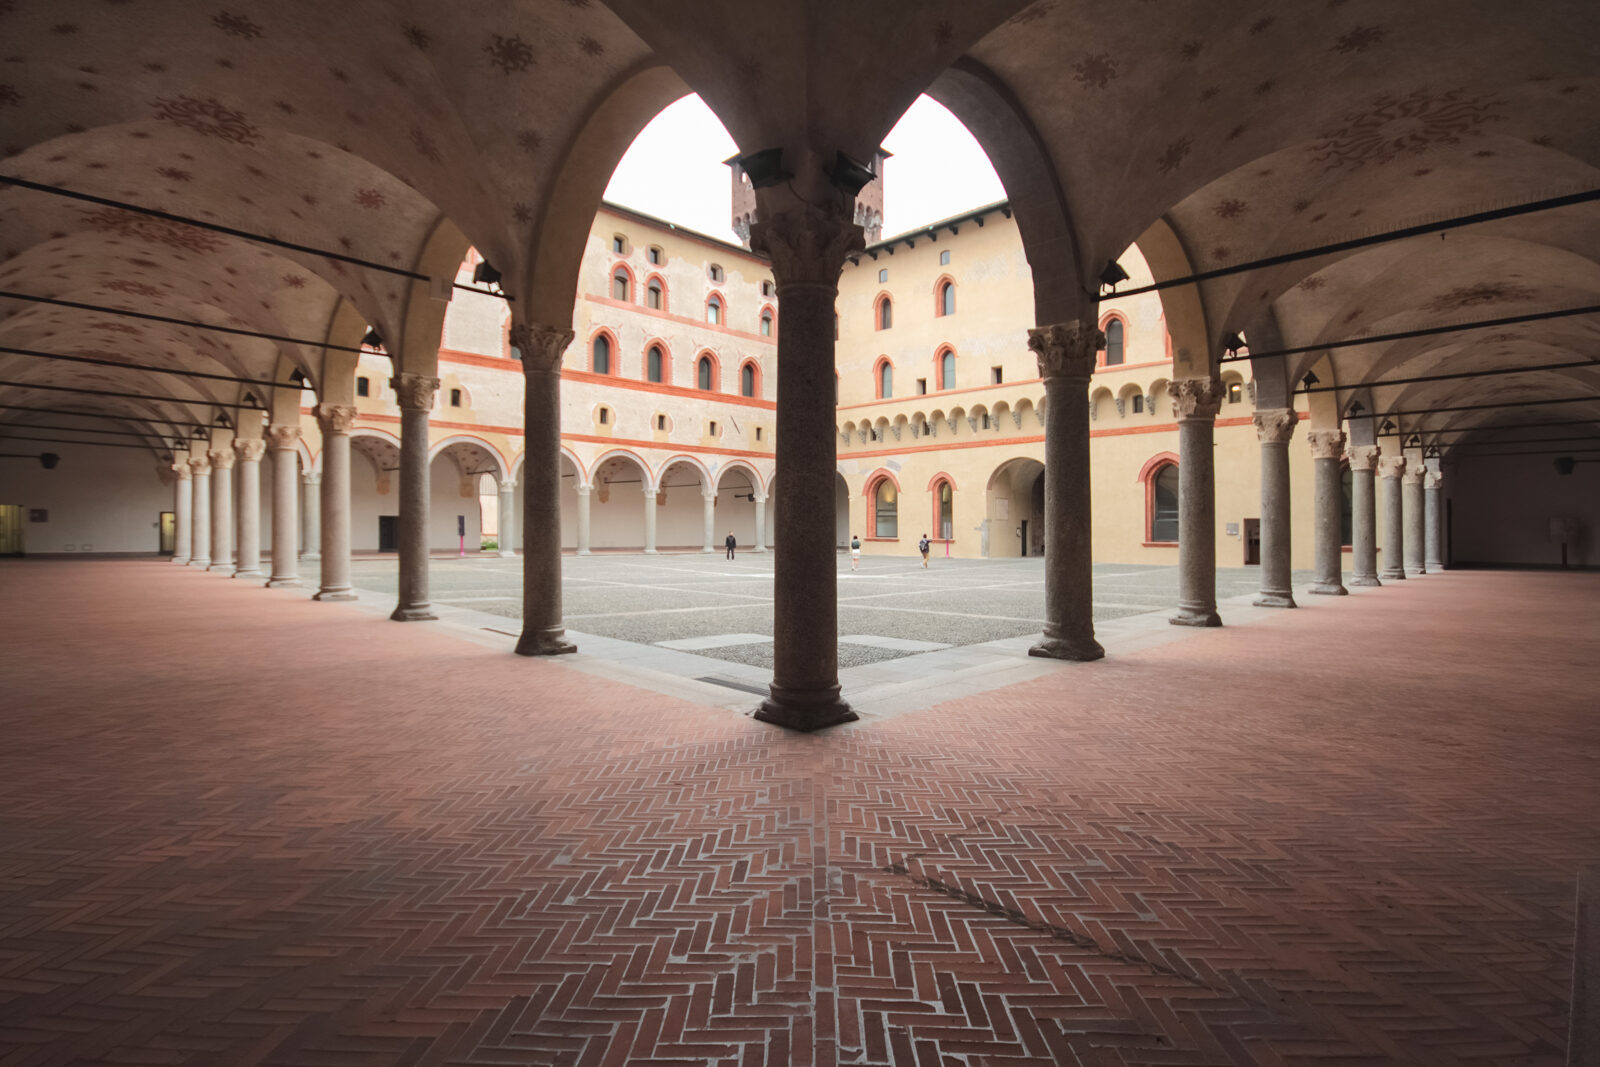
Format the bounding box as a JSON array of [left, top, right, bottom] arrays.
[[430, 439, 507, 552], [715, 464, 760, 549], [349, 431, 400, 552], [655, 457, 713, 550], [835, 472, 850, 548], [985, 458, 1045, 558], [589, 452, 652, 550]]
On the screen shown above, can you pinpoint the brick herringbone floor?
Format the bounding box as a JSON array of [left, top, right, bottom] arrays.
[[1, 561, 1594, 1065]]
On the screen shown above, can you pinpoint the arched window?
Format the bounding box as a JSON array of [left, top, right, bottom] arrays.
[[760, 310, 773, 336], [646, 278, 663, 310], [1105, 318, 1125, 365], [612, 269, 630, 302], [876, 359, 893, 399], [873, 479, 898, 539], [706, 295, 722, 325], [939, 349, 956, 391], [934, 479, 954, 541], [740, 362, 757, 398], [592, 334, 611, 375], [697, 354, 714, 391], [877, 296, 892, 330], [938, 281, 955, 317], [646, 344, 664, 384], [1150, 462, 1179, 543], [1228, 381, 1244, 404]]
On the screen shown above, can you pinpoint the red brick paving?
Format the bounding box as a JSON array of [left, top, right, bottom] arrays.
[[0, 560, 1594, 1065]]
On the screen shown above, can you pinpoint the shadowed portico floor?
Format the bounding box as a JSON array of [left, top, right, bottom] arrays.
[[0, 560, 1594, 1065]]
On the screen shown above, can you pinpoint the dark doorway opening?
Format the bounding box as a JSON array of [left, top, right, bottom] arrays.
[[378, 515, 398, 552], [1243, 518, 1260, 565], [159, 511, 175, 555]]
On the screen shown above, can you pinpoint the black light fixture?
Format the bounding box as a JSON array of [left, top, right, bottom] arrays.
[[288, 369, 306, 387], [1221, 332, 1245, 354], [1405, 433, 1422, 448], [1099, 260, 1130, 289], [1347, 400, 1365, 417], [1555, 456, 1577, 475], [241, 392, 260, 409], [1301, 371, 1320, 390], [215, 412, 231, 429], [825, 151, 877, 196], [1380, 419, 1397, 434], [191, 427, 209, 440], [473, 260, 502, 290], [1424, 445, 1442, 458], [361, 328, 384, 350], [735, 148, 791, 189], [39, 452, 59, 469]]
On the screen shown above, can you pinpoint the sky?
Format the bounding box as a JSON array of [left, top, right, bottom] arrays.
[[603, 95, 1007, 245]]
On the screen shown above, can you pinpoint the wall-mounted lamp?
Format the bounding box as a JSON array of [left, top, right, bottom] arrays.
[[214, 413, 231, 429], [241, 392, 260, 409], [288, 369, 306, 387], [1380, 419, 1397, 434], [1347, 400, 1365, 417], [1301, 371, 1320, 390], [1221, 332, 1245, 354], [191, 427, 209, 440], [735, 148, 791, 189], [1405, 433, 1422, 448], [1424, 445, 1442, 459], [1098, 260, 1130, 289], [825, 151, 877, 196], [361, 328, 384, 350]]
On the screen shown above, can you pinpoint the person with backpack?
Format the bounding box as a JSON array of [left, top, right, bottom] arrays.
[[850, 534, 861, 571], [918, 533, 930, 568]]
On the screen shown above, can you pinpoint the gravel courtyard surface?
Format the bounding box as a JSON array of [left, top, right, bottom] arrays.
[[349, 553, 1314, 668]]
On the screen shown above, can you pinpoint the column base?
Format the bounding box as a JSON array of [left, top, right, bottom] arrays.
[[497, 550, 518, 558], [1170, 608, 1222, 627], [515, 628, 577, 656], [1253, 592, 1297, 608], [1349, 574, 1382, 587], [1028, 633, 1105, 661], [577, 548, 592, 556], [1424, 559, 1444, 571], [1380, 568, 1407, 580], [208, 564, 235, 576], [232, 568, 264, 579], [189, 558, 210, 569], [643, 548, 658, 555], [264, 577, 300, 588], [313, 588, 357, 602], [300, 552, 320, 562], [1405, 566, 1427, 576], [172, 556, 189, 565], [390, 604, 437, 622], [754, 546, 767, 554], [702, 546, 715, 554], [1308, 581, 1348, 596], [754, 684, 858, 732]]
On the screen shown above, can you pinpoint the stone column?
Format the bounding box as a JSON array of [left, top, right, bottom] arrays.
[[497, 478, 517, 558], [266, 425, 300, 587], [189, 458, 212, 568], [641, 483, 658, 553], [1347, 446, 1381, 586], [1170, 378, 1227, 626], [1425, 471, 1444, 571], [701, 486, 717, 553], [231, 438, 265, 579], [1253, 409, 1297, 608], [1026, 322, 1105, 660], [1378, 455, 1407, 580], [576, 485, 592, 555], [207, 448, 235, 575], [1307, 429, 1348, 596], [172, 462, 192, 564], [301, 471, 320, 561], [313, 404, 357, 601], [391, 372, 440, 621], [1403, 464, 1427, 576], [750, 206, 864, 730], [512, 323, 576, 655], [753, 491, 768, 554]]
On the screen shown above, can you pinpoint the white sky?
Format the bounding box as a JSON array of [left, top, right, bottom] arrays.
[[603, 95, 1007, 244]]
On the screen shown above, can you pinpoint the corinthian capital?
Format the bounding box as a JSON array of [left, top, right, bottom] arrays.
[[510, 321, 574, 375], [188, 457, 211, 476], [749, 205, 864, 288], [391, 372, 441, 411], [266, 424, 302, 451], [1377, 455, 1407, 479], [314, 403, 358, 435], [1253, 408, 1298, 444], [1027, 321, 1102, 381], [1306, 429, 1346, 460], [1347, 444, 1381, 472], [232, 438, 266, 463], [206, 448, 235, 470], [1402, 465, 1427, 485], [1170, 378, 1227, 421], [172, 462, 192, 480]]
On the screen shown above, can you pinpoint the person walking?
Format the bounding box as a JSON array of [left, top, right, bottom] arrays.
[[918, 533, 930, 568], [850, 534, 861, 571], [724, 530, 736, 561]]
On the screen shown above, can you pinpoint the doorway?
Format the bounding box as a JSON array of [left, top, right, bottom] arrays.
[[0, 504, 22, 556], [1018, 519, 1029, 556], [378, 515, 398, 552], [159, 511, 175, 555], [1243, 518, 1260, 565]]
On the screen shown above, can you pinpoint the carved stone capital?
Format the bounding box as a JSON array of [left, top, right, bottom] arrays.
[[266, 424, 302, 451], [1347, 444, 1381, 472], [499, 478, 517, 494], [1306, 429, 1346, 460], [1027, 321, 1102, 381], [232, 438, 266, 463], [391, 372, 441, 411], [188, 457, 211, 476], [1377, 455, 1408, 479], [509, 321, 574, 375], [1253, 408, 1298, 445], [749, 205, 864, 288], [1170, 378, 1227, 421], [314, 403, 358, 435], [206, 448, 235, 471], [302, 471, 321, 485], [172, 462, 192, 480], [1402, 465, 1427, 485], [1425, 471, 1443, 490]]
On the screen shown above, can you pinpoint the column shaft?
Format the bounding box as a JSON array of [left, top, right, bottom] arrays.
[[232, 440, 264, 578], [513, 325, 576, 655], [1253, 410, 1296, 608], [753, 495, 767, 554], [1348, 447, 1381, 586], [497, 480, 517, 558], [576, 486, 592, 555], [1310, 456, 1347, 596], [1171, 379, 1226, 627], [1403, 470, 1426, 575], [208, 452, 234, 574], [188, 463, 211, 567], [702, 490, 716, 553], [391, 374, 438, 621], [267, 427, 300, 587], [173, 467, 192, 564], [313, 406, 357, 601], [1379, 458, 1406, 580], [1028, 323, 1103, 659], [642, 485, 657, 554], [1425, 474, 1444, 570], [301, 472, 321, 561]]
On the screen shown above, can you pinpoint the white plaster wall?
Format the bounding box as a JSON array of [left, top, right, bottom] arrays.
[[1450, 454, 1600, 567], [590, 484, 649, 548], [713, 485, 758, 548], [428, 454, 480, 550], [656, 479, 707, 548], [0, 439, 171, 554], [350, 452, 390, 551]]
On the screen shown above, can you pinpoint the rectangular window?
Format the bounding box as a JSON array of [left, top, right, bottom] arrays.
[[940, 250, 950, 265], [878, 268, 888, 283], [648, 246, 662, 265], [991, 366, 1003, 385], [708, 420, 718, 436], [356, 377, 369, 397], [449, 388, 461, 407], [1132, 394, 1144, 413], [982, 413, 991, 429], [598, 408, 609, 424], [612, 236, 625, 254], [916, 378, 927, 395], [755, 427, 763, 442]]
